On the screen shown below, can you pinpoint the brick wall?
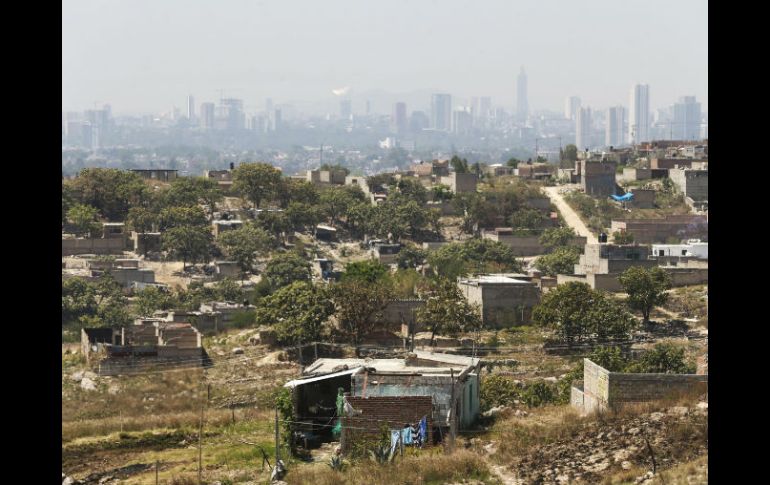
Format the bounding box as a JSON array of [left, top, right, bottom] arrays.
[[62, 237, 126, 256], [341, 396, 433, 452]]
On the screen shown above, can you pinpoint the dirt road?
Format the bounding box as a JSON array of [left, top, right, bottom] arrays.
[[543, 185, 596, 240]]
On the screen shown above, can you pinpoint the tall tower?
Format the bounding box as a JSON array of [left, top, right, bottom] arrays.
[[564, 96, 581, 120], [431, 94, 452, 131], [629, 84, 650, 144], [605, 106, 625, 147], [187, 95, 195, 121], [200, 102, 215, 130], [672, 96, 702, 141], [392, 102, 408, 135], [516, 67, 528, 122], [576, 107, 592, 151]]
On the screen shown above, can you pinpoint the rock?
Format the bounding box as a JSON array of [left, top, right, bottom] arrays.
[[62, 476, 76, 485], [696, 401, 708, 410], [648, 412, 665, 422], [232, 347, 244, 355], [107, 384, 120, 395], [627, 427, 640, 436], [514, 409, 529, 417], [83, 371, 97, 380], [544, 376, 558, 383], [482, 405, 509, 418], [70, 371, 84, 382], [621, 461, 632, 470], [613, 448, 632, 462], [668, 406, 689, 416], [248, 336, 259, 345], [80, 377, 97, 391]]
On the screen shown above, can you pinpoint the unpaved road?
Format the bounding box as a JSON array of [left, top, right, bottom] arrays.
[[543, 185, 596, 240]]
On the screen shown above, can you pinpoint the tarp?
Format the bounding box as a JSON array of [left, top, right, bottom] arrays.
[[611, 193, 634, 202]]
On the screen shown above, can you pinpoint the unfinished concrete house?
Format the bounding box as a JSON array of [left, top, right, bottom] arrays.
[[370, 242, 402, 264], [307, 169, 347, 186], [571, 359, 708, 414], [283, 351, 481, 453], [580, 160, 618, 197], [457, 274, 541, 327], [129, 169, 179, 182], [439, 172, 478, 193], [610, 214, 708, 244], [669, 167, 708, 211], [482, 227, 586, 256], [96, 321, 207, 376], [517, 162, 555, 180], [212, 219, 243, 237]]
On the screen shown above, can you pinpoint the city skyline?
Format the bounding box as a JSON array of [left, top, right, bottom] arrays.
[[63, 0, 707, 115]]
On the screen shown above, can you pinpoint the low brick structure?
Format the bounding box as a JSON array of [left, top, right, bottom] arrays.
[[341, 396, 434, 452], [572, 359, 708, 413]]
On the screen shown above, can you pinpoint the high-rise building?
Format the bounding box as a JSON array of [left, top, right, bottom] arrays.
[[220, 98, 245, 131], [576, 107, 592, 150], [274, 108, 282, 131], [516, 67, 528, 122], [672, 96, 702, 141], [605, 106, 625, 147], [452, 108, 472, 135], [392, 102, 408, 134], [410, 110, 430, 133], [629, 84, 650, 144], [340, 99, 352, 119], [480, 97, 492, 119], [200, 102, 215, 130], [365, 100, 371, 115], [187, 95, 195, 121], [565, 96, 581, 121], [431, 94, 452, 131]]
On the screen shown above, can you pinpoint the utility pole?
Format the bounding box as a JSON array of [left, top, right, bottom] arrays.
[[274, 406, 280, 463], [155, 461, 159, 485], [448, 368, 456, 453], [198, 401, 204, 485]]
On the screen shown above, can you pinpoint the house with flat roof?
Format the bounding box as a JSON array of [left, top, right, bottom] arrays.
[[457, 274, 541, 327]]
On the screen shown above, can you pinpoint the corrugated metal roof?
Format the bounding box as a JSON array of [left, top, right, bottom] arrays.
[[283, 366, 366, 388]]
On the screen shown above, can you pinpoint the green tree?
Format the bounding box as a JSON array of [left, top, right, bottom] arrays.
[[508, 208, 547, 232], [320, 185, 367, 225], [67, 204, 101, 237], [397, 244, 428, 270], [450, 155, 469, 173], [285, 202, 323, 232], [69, 168, 150, 221], [534, 246, 581, 277], [263, 252, 312, 289], [618, 266, 673, 324], [539, 226, 577, 250], [254, 282, 334, 345], [217, 224, 274, 276], [342, 260, 388, 283], [415, 277, 482, 345], [563, 144, 578, 163], [612, 230, 635, 244], [532, 282, 636, 343], [319, 163, 350, 176], [626, 343, 696, 374], [134, 286, 177, 317], [164, 177, 223, 212], [395, 178, 428, 203], [161, 225, 214, 269], [506, 158, 520, 168], [232, 162, 283, 209], [62, 275, 130, 329], [214, 277, 245, 302], [331, 279, 394, 346], [158, 206, 208, 231], [428, 239, 523, 279], [126, 207, 158, 233]]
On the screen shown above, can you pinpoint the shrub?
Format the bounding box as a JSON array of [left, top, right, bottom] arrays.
[[480, 374, 520, 411], [520, 381, 557, 408]]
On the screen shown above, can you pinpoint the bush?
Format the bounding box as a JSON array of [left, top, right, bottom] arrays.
[[520, 381, 557, 408], [480, 375, 520, 411]]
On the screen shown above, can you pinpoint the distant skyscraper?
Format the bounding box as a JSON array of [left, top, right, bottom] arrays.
[[340, 99, 352, 119], [565, 96, 581, 121], [629, 84, 650, 144], [516, 67, 528, 122], [605, 106, 625, 147], [220, 98, 245, 130], [576, 107, 592, 150], [410, 110, 430, 133], [200, 102, 215, 130], [187, 95, 195, 121], [480, 97, 492, 118], [452, 108, 472, 135], [274, 108, 282, 131], [431, 94, 452, 131], [392, 102, 408, 134], [365, 100, 371, 115], [672, 96, 702, 141]]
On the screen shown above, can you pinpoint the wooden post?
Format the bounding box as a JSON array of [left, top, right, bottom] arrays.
[[274, 406, 280, 463], [155, 460, 159, 485], [448, 368, 456, 453], [314, 342, 318, 361], [198, 401, 204, 485], [231, 405, 235, 424]]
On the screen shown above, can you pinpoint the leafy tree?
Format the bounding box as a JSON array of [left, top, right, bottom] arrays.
[[532, 282, 636, 343], [534, 246, 581, 277], [539, 226, 577, 250], [395, 178, 428, 204], [366, 173, 395, 193], [428, 239, 522, 279], [134, 286, 176, 317], [431, 184, 453, 202], [254, 210, 292, 240], [62, 277, 98, 325], [285, 202, 323, 232], [612, 230, 635, 244], [69, 168, 150, 221], [563, 144, 578, 163], [626, 343, 696, 374], [588, 345, 629, 372], [62, 181, 76, 225], [263, 252, 312, 289], [331, 279, 394, 346], [320, 185, 366, 225], [126, 207, 158, 233], [480, 374, 521, 411], [415, 277, 482, 345], [161, 225, 214, 269], [62, 274, 130, 329], [158, 206, 208, 231], [618, 266, 672, 324], [175, 281, 217, 311], [450, 155, 469, 173], [508, 208, 547, 232], [520, 381, 557, 408], [217, 224, 273, 275], [319, 163, 350, 176], [342, 260, 388, 283], [346, 202, 376, 237], [254, 282, 334, 345], [232, 162, 283, 209], [397, 244, 428, 270], [67, 204, 101, 237], [164, 177, 223, 212], [214, 277, 245, 302], [276, 179, 320, 208]]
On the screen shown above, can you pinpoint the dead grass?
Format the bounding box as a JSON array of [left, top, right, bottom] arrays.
[[650, 454, 708, 484], [284, 449, 494, 485]]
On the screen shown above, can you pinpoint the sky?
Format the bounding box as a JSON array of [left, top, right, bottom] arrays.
[[62, 0, 708, 116]]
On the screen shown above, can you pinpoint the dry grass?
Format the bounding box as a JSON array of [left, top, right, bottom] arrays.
[[285, 449, 494, 485]]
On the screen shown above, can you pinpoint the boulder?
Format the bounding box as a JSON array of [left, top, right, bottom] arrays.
[[232, 347, 244, 355], [80, 377, 97, 391]]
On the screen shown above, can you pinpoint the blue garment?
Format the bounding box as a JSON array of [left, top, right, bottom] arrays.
[[390, 430, 401, 456], [418, 416, 427, 445], [401, 426, 413, 445]]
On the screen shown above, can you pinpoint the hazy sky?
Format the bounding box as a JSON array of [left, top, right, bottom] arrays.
[[63, 0, 708, 115]]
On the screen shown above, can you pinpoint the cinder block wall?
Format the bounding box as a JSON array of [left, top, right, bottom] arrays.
[[341, 396, 433, 452], [62, 237, 125, 256]]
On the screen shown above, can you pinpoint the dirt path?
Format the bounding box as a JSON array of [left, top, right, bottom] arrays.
[[543, 185, 596, 240]]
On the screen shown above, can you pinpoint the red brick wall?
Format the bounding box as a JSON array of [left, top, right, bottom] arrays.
[[341, 396, 433, 452]]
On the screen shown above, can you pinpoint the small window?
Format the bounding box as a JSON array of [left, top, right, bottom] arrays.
[[682, 250, 687, 256], [658, 250, 665, 257]]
